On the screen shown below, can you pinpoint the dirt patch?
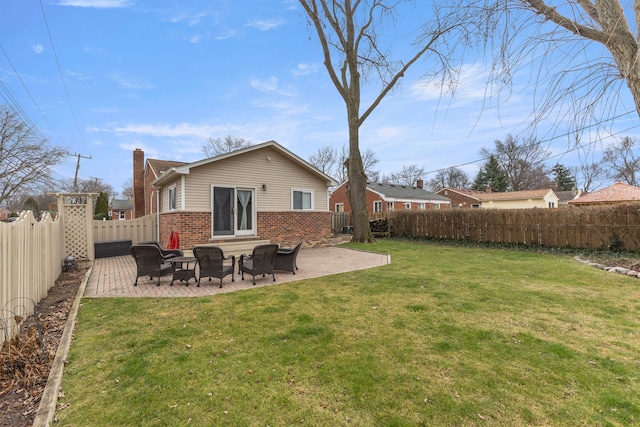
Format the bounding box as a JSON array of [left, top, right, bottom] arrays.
[[0, 260, 90, 427]]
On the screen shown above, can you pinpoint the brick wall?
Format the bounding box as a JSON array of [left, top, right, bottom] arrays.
[[258, 211, 333, 247], [159, 211, 333, 249]]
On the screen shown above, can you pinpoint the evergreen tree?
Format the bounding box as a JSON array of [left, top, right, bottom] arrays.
[[471, 156, 509, 192], [94, 191, 109, 220], [551, 163, 575, 191]]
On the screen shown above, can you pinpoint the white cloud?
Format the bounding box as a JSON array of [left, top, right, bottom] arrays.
[[110, 73, 154, 90], [251, 77, 279, 93], [188, 33, 205, 43], [215, 29, 239, 40], [57, 0, 132, 8], [170, 11, 207, 26], [246, 19, 283, 31], [111, 122, 224, 139], [32, 44, 44, 54], [292, 63, 319, 77]]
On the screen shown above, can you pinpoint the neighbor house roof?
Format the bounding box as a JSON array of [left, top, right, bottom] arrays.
[[111, 199, 133, 210], [568, 182, 640, 205], [146, 159, 187, 179], [476, 189, 556, 202], [437, 188, 485, 201], [152, 140, 337, 187], [556, 190, 582, 204], [366, 182, 451, 203]]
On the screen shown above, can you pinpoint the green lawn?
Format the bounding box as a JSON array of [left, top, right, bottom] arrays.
[[56, 240, 640, 426]]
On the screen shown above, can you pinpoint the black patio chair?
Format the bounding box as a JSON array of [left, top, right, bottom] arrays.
[[137, 240, 183, 260], [130, 244, 174, 286], [239, 244, 279, 285], [193, 245, 235, 288], [274, 241, 302, 274]]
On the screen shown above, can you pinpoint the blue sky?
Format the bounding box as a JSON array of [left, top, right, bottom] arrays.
[[1, 0, 638, 196]]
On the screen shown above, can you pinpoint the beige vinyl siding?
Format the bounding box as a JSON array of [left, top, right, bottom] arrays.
[[178, 146, 330, 212], [160, 181, 182, 212]]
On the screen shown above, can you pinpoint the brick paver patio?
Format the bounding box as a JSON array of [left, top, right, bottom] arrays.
[[84, 246, 390, 298]]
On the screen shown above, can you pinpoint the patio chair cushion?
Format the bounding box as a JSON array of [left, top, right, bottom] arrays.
[[239, 244, 279, 285]]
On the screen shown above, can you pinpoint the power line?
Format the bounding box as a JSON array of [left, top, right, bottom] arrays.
[[424, 110, 639, 176], [38, 0, 86, 148], [0, 43, 64, 146]]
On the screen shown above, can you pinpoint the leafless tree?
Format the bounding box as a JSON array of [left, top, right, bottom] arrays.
[[121, 177, 134, 200], [480, 134, 551, 191], [203, 135, 252, 157], [59, 177, 114, 196], [0, 106, 66, 207], [336, 145, 380, 184], [601, 136, 640, 186], [428, 167, 470, 191], [489, 0, 640, 142], [383, 164, 425, 186], [572, 162, 605, 193], [299, 0, 476, 242], [308, 145, 338, 176]]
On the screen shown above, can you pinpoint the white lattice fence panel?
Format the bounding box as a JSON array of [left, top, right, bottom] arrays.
[[64, 204, 89, 258]]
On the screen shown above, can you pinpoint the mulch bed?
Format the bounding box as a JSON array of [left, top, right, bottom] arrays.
[[0, 261, 90, 427]]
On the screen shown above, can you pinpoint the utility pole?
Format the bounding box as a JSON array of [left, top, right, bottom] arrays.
[[67, 152, 92, 192]]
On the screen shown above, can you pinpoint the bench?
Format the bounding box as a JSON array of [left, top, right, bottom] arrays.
[[94, 239, 132, 258]]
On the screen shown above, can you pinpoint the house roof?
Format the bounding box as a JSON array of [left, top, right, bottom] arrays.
[[111, 199, 133, 210], [437, 187, 484, 201], [366, 182, 451, 203], [568, 182, 640, 205], [476, 189, 557, 202], [146, 159, 187, 179], [152, 140, 337, 187], [556, 190, 582, 204]]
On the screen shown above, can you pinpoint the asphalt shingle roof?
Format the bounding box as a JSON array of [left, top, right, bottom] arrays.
[[367, 182, 450, 202], [569, 182, 640, 205]]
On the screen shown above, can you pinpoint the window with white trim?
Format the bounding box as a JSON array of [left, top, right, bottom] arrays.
[[387, 202, 394, 211], [292, 189, 313, 210], [335, 203, 344, 212], [119, 211, 126, 220], [434, 203, 441, 209], [168, 185, 176, 211], [373, 201, 382, 213], [404, 202, 411, 209], [418, 203, 425, 210]]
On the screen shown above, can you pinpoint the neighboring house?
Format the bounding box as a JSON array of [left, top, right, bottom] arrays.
[[568, 182, 640, 206], [133, 148, 187, 217], [436, 188, 484, 208], [437, 187, 560, 209], [556, 189, 582, 207], [0, 209, 10, 221], [110, 199, 133, 220], [478, 188, 560, 209], [132, 141, 338, 249], [330, 180, 451, 214]]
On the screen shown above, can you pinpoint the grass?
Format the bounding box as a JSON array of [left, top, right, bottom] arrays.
[[56, 240, 640, 426]]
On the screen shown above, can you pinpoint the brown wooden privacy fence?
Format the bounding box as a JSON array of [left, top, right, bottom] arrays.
[[390, 204, 640, 251], [0, 211, 63, 346]]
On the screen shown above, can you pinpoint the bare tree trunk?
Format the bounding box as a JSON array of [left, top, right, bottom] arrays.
[[346, 107, 375, 243]]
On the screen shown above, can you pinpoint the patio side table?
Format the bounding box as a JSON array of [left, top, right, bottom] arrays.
[[169, 256, 198, 286]]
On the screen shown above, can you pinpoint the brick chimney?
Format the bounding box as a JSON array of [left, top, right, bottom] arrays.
[[133, 148, 145, 218], [485, 186, 492, 193], [416, 179, 424, 189]]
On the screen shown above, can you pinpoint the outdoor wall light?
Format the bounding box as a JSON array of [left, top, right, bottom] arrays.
[[265, 155, 272, 161], [262, 184, 267, 191]]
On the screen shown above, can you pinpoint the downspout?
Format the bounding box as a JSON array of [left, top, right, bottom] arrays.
[[156, 187, 161, 241]]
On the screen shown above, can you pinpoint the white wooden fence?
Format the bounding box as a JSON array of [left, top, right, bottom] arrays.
[[0, 211, 63, 346], [93, 214, 156, 244]]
